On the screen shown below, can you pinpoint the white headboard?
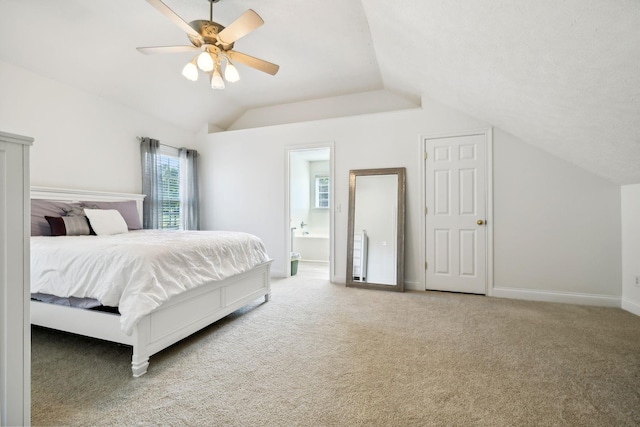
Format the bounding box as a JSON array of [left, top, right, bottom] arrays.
[[30, 186, 146, 224]]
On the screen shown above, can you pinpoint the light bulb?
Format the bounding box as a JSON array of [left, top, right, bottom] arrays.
[[196, 51, 214, 72], [181, 61, 198, 81], [224, 62, 240, 83], [210, 68, 225, 90]]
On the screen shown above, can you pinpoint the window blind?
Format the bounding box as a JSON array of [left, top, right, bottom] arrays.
[[158, 153, 181, 230]]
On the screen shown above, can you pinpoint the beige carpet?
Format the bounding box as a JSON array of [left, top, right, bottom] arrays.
[[32, 271, 640, 426]]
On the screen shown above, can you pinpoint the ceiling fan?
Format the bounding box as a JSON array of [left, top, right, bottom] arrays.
[[137, 0, 279, 89]]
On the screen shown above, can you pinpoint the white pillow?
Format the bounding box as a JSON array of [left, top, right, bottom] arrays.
[[84, 209, 129, 235]]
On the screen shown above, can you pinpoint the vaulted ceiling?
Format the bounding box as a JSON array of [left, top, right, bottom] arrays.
[[1, 0, 638, 184]]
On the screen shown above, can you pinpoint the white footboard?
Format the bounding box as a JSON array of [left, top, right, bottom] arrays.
[[32, 261, 271, 377]]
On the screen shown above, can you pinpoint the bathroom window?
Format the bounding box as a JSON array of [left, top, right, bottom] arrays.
[[315, 176, 330, 209]]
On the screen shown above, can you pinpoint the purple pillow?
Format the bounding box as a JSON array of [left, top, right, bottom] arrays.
[[31, 200, 85, 236]]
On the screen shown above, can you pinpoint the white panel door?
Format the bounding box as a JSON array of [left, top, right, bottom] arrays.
[[425, 134, 486, 294]]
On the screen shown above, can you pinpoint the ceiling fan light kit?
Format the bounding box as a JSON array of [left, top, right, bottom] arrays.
[[210, 65, 225, 89], [196, 50, 215, 72], [224, 60, 240, 82], [138, 0, 279, 91], [181, 59, 199, 81]]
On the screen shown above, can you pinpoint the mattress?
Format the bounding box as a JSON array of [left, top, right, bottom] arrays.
[[31, 230, 270, 335]]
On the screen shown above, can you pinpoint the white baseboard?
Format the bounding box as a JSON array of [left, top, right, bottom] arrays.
[[492, 287, 621, 307], [332, 276, 346, 284], [327, 277, 417, 288], [621, 297, 640, 316], [404, 281, 423, 291]]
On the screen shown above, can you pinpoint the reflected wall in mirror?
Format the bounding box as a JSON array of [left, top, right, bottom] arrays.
[[346, 167, 405, 292]]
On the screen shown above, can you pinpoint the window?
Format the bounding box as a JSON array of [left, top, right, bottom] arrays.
[[315, 176, 330, 209], [158, 146, 181, 230], [141, 138, 199, 230]]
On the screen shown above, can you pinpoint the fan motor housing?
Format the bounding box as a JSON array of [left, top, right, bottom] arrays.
[[188, 20, 234, 50]]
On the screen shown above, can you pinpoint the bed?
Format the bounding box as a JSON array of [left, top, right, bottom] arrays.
[[30, 186, 272, 377]]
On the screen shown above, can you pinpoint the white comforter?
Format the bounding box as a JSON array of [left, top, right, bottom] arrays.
[[31, 230, 270, 335]]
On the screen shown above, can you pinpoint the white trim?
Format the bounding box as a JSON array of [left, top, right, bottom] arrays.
[[493, 287, 621, 307], [404, 281, 422, 291], [31, 186, 143, 201], [420, 128, 494, 294], [485, 128, 494, 296], [0, 131, 33, 146], [284, 143, 335, 281], [622, 297, 640, 316], [0, 133, 32, 426]]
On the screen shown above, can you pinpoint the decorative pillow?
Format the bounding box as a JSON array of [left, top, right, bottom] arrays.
[[81, 200, 142, 230], [31, 200, 85, 236], [84, 209, 128, 235], [62, 206, 87, 217], [45, 216, 92, 236]]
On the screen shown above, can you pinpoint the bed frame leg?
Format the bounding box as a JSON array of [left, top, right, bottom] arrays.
[[265, 290, 271, 302], [131, 356, 149, 377]]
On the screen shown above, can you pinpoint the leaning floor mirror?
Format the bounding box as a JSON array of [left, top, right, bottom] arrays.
[[346, 167, 406, 292]]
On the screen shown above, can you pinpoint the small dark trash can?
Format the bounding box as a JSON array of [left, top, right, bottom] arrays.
[[291, 252, 301, 275]]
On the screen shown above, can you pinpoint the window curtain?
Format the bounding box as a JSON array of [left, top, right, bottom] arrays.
[[179, 148, 200, 230], [140, 137, 162, 229]]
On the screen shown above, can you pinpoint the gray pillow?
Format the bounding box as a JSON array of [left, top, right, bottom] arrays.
[[31, 200, 84, 236]]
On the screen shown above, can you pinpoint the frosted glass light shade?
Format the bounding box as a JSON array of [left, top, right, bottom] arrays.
[[181, 62, 198, 81], [210, 68, 225, 89], [197, 51, 214, 72], [224, 63, 240, 83]]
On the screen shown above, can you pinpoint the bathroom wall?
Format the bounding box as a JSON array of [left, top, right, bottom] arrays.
[[307, 160, 330, 235], [290, 154, 310, 233]]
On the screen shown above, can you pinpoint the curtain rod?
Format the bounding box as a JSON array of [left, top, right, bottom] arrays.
[[136, 136, 180, 150]]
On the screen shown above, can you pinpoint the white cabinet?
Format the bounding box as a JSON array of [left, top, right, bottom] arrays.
[[0, 131, 33, 426]]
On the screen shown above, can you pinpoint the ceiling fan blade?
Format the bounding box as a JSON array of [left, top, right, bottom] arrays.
[[145, 0, 201, 38], [227, 50, 279, 76], [136, 46, 200, 55], [218, 9, 264, 46]]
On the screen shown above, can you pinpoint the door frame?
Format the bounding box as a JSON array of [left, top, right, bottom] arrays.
[[284, 142, 335, 280], [420, 128, 494, 295]]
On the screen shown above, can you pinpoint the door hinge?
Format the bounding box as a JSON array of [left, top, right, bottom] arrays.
[[424, 151, 428, 160], [425, 261, 428, 269], [425, 206, 428, 215]]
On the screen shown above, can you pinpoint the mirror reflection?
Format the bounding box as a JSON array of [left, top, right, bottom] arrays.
[[346, 168, 405, 292]]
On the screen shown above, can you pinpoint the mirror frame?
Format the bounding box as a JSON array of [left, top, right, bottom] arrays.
[[346, 167, 406, 292]]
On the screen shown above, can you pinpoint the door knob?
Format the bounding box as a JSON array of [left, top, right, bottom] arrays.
[[477, 219, 484, 225]]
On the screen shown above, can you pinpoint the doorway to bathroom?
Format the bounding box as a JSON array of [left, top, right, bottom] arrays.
[[286, 145, 333, 280]]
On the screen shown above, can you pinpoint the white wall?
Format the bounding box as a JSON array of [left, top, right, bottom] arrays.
[[1, 57, 625, 306], [228, 89, 420, 131], [196, 94, 623, 305], [196, 96, 489, 279], [622, 184, 640, 315], [493, 128, 622, 303], [0, 60, 197, 194]]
